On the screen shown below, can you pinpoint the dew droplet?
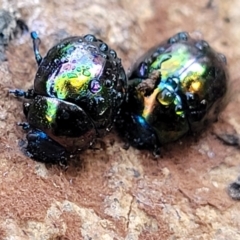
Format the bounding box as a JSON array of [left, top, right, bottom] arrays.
[[89, 80, 101, 93]]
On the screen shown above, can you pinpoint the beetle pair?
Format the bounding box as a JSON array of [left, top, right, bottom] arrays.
[[10, 31, 228, 165]]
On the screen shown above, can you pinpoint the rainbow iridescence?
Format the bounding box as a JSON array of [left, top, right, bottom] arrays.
[[46, 45, 105, 99], [45, 98, 58, 123], [141, 43, 206, 119], [11, 33, 127, 163], [120, 32, 228, 148]]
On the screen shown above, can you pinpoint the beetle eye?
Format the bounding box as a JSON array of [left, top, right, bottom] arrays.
[[157, 88, 174, 106]]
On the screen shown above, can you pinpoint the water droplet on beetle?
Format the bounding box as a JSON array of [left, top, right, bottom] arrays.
[[89, 80, 101, 93]]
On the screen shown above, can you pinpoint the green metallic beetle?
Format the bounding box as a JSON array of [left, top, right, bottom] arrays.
[[10, 32, 127, 165], [117, 32, 228, 154]]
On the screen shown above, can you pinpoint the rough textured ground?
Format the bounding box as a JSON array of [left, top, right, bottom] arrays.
[[0, 0, 240, 239]]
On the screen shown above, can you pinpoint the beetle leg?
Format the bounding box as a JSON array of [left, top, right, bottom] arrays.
[[17, 122, 30, 130], [31, 31, 42, 65], [9, 88, 34, 98]]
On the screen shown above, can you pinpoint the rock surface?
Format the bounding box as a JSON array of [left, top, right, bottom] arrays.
[[0, 0, 240, 239]]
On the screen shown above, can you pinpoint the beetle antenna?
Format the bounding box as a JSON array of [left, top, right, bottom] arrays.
[[31, 31, 42, 65]]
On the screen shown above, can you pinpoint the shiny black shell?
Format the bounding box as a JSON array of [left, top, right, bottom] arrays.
[[11, 33, 127, 164], [34, 34, 126, 135], [117, 32, 228, 153]]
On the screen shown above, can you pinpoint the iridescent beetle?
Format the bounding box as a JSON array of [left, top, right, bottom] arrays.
[[10, 32, 127, 165], [117, 32, 228, 154]]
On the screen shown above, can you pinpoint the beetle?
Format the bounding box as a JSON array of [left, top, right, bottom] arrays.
[[116, 32, 228, 155], [10, 32, 127, 165]]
